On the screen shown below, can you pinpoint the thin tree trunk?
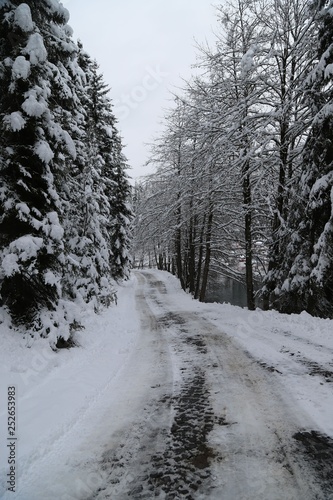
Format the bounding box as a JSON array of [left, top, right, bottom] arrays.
[[194, 215, 206, 300], [199, 209, 213, 302], [175, 226, 185, 290], [243, 168, 255, 310], [188, 216, 196, 294]]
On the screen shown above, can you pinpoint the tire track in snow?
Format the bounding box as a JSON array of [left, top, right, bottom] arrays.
[[91, 270, 333, 499], [91, 274, 218, 499], [142, 270, 333, 499]]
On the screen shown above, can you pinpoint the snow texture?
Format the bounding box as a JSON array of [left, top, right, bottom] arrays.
[[9, 235, 44, 261], [16, 202, 30, 221], [24, 34, 47, 65], [1, 235, 43, 277], [310, 171, 333, 200], [3, 112, 26, 132], [14, 3, 34, 32], [241, 45, 256, 77], [34, 140, 54, 164], [45, 0, 70, 23], [1, 236, 45, 276], [12, 56, 31, 80], [1, 254, 19, 276], [0, 270, 332, 499], [324, 62, 333, 79], [46, 212, 64, 241], [62, 129, 76, 158], [44, 270, 60, 287], [21, 92, 47, 117]]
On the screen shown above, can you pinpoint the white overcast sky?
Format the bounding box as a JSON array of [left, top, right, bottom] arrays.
[[62, 0, 219, 181]]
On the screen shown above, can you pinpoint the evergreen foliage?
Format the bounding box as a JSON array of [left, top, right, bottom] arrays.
[[0, 1, 132, 344], [275, 0, 333, 317]]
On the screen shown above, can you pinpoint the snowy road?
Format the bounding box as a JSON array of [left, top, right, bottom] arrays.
[[1, 269, 333, 499], [92, 271, 333, 499]]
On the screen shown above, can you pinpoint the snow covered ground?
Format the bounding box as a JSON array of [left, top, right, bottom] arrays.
[[0, 269, 333, 499]]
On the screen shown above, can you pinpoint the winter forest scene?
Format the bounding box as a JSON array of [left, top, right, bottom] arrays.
[[1, 0, 333, 498]]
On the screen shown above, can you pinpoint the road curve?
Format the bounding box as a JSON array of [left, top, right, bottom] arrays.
[[92, 270, 333, 500]]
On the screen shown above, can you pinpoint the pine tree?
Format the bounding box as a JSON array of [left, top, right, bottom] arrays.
[[260, 0, 315, 310], [60, 49, 114, 310], [0, 1, 133, 343], [277, 0, 333, 317], [109, 158, 133, 281], [0, 1, 70, 334], [81, 55, 133, 282]]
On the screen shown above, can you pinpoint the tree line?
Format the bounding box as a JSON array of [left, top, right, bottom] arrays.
[[0, 0, 132, 346], [133, 0, 333, 319]]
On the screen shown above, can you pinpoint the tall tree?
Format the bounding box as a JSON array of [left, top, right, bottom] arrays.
[[275, 0, 333, 317], [0, 1, 133, 343], [83, 56, 133, 282], [260, 0, 316, 309], [0, 1, 75, 336]]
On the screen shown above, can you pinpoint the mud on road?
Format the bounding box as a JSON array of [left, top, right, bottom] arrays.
[[91, 271, 333, 499]]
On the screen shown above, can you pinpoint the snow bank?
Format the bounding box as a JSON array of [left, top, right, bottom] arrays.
[[0, 275, 140, 499], [1, 269, 332, 498]]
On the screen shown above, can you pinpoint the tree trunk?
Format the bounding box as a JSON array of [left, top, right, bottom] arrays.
[[243, 169, 255, 310], [194, 215, 206, 300], [199, 209, 213, 302], [175, 226, 185, 290], [188, 216, 196, 294]]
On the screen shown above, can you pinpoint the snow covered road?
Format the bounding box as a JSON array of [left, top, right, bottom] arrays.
[[1, 269, 333, 499], [110, 270, 333, 500]]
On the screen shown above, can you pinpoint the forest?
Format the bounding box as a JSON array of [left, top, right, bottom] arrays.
[[1, 0, 333, 352], [1, 2, 333, 497], [133, 0, 333, 319], [0, 0, 132, 346]]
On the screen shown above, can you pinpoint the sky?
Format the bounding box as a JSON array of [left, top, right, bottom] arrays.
[[61, 0, 219, 182]]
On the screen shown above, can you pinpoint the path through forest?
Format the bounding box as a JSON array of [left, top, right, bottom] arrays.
[[3, 269, 333, 500], [90, 270, 333, 499]]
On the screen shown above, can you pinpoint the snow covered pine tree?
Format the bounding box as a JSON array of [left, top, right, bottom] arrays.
[[61, 49, 116, 312], [276, 0, 333, 318], [0, 1, 132, 344], [77, 53, 132, 283], [0, 1, 69, 339]]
